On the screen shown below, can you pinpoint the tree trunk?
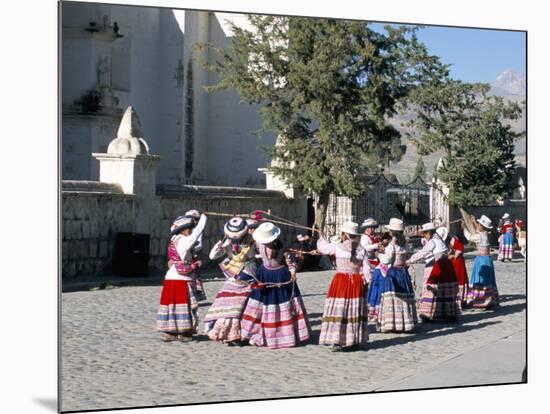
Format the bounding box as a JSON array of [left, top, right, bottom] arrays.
[[314, 191, 330, 233]]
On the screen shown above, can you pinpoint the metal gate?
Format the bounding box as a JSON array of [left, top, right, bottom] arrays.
[[322, 175, 430, 237], [353, 175, 430, 226]]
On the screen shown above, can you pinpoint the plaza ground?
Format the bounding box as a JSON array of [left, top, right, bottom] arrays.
[[61, 253, 526, 412]]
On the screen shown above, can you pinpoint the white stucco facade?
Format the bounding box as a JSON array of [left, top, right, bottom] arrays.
[[61, 3, 275, 187]]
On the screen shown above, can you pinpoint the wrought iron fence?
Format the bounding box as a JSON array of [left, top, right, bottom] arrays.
[[323, 175, 430, 237], [354, 175, 430, 226]]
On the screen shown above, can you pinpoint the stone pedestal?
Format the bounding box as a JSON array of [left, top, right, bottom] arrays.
[[92, 106, 161, 234]]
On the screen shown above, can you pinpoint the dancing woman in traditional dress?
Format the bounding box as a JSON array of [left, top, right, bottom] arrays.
[[184, 209, 207, 301], [466, 215, 500, 309], [360, 218, 380, 285], [437, 227, 469, 308], [498, 213, 514, 262], [406, 222, 459, 322], [204, 217, 258, 345], [246, 218, 262, 267], [368, 218, 418, 332], [316, 222, 368, 351], [240, 222, 311, 349], [157, 214, 208, 342]]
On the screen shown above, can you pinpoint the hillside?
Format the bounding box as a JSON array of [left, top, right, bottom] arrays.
[[387, 70, 526, 183]]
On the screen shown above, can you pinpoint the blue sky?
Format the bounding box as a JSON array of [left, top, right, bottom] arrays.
[[372, 23, 526, 83]]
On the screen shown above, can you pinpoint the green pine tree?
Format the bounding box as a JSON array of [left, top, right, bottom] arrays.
[[407, 80, 523, 207], [197, 16, 449, 226]]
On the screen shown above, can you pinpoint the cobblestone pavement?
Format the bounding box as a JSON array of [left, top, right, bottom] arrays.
[[61, 254, 526, 412]]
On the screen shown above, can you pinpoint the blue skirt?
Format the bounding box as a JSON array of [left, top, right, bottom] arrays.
[[241, 265, 311, 348], [470, 255, 497, 288], [249, 265, 299, 304], [368, 267, 414, 320], [502, 232, 514, 245]]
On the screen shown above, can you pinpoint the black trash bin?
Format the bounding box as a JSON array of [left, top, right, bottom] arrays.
[[112, 232, 150, 277]]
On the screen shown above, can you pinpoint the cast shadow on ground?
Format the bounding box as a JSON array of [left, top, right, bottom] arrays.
[[359, 320, 502, 351], [457, 301, 525, 325], [304, 298, 525, 350], [306, 312, 324, 327], [190, 334, 212, 342], [497, 294, 526, 303], [33, 398, 57, 412]]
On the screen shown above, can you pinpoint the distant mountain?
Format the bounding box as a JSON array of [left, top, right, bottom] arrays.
[[387, 70, 526, 182], [490, 69, 525, 97]]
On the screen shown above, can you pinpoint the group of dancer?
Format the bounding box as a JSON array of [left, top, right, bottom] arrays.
[[497, 212, 525, 262], [156, 210, 502, 351]]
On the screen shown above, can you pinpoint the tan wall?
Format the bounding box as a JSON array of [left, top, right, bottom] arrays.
[[62, 192, 135, 277], [62, 188, 307, 278]]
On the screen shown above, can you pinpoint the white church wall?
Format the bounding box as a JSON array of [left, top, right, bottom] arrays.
[[206, 13, 275, 187], [181, 11, 277, 187], [157, 9, 185, 184], [61, 3, 186, 185], [62, 4, 281, 188]]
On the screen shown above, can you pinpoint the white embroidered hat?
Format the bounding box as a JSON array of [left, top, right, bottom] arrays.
[[224, 217, 248, 240], [421, 222, 436, 232], [184, 209, 200, 220], [252, 222, 281, 244], [385, 218, 404, 232], [360, 217, 378, 229], [340, 221, 362, 236], [170, 216, 194, 235], [436, 226, 449, 241], [477, 215, 493, 230]]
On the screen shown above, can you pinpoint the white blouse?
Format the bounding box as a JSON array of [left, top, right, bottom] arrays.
[[165, 214, 207, 280], [385, 242, 408, 267], [408, 235, 447, 266], [317, 236, 366, 274]]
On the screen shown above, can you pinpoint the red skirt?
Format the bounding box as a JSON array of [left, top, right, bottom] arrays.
[[156, 279, 197, 334], [426, 255, 458, 284], [450, 255, 468, 286], [319, 273, 369, 347]]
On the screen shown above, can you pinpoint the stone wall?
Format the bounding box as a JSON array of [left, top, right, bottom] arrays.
[[152, 186, 307, 272], [431, 181, 527, 239], [62, 191, 135, 278], [62, 183, 307, 278]]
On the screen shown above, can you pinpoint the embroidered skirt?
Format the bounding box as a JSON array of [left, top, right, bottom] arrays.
[[156, 279, 198, 335], [450, 255, 469, 308], [203, 272, 254, 342], [466, 255, 499, 308], [498, 233, 514, 260], [319, 272, 369, 347], [377, 267, 417, 332], [241, 266, 311, 349], [418, 256, 460, 322], [367, 270, 384, 321]]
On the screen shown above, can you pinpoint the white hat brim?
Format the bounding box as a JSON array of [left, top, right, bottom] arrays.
[[476, 219, 493, 229], [252, 228, 281, 244], [224, 227, 248, 240]]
